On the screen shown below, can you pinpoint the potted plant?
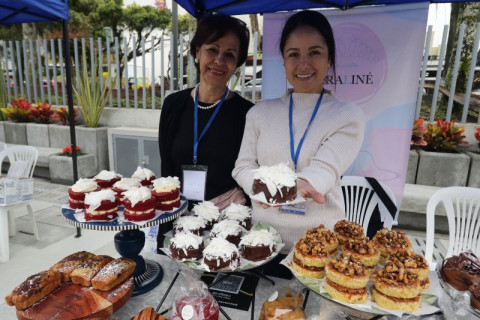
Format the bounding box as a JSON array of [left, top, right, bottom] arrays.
[[27, 102, 54, 147], [49, 106, 80, 149], [407, 119, 427, 183], [73, 56, 114, 172], [0, 98, 32, 144], [416, 119, 470, 187], [49, 144, 96, 185], [466, 127, 480, 188]]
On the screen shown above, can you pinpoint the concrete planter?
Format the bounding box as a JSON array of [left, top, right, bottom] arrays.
[[48, 124, 72, 148], [76, 126, 108, 172], [49, 153, 97, 184], [467, 151, 480, 188], [26, 123, 50, 147], [4, 122, 27, 144], [406, 149, 419, 184], [416, 149, 470, 187], [0, 121, 5, 142]]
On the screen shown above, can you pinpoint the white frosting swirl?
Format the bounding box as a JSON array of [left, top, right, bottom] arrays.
[[239, 229, 276, 250], [171, 232, 203, 251], [132, 166, 155, 180], [222, 203, 251, 221], [193, 201, 220, 222], [113, 178, 141, 190], [123, 186, 152, 207], [211, 219, 244, 238], [94, 170, 120, 181], [203, 238, 239, 260], [153, 176, 181, 192], [71, 178, 98, 193], [84, 189, 116, 211], [252, 163, 296, 197], [174, 216, 206, 231]]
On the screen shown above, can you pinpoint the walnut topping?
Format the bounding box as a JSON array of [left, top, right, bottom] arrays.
[[329, 254, 366, 276], [376, 261, 418, 285], [296, 238, 328, 256], [343, 239, 377, 255], [372, 228, 412, 250], [388, 251, 429, 269], [305, 225, 337, 246], [333, 220, 364, 238]]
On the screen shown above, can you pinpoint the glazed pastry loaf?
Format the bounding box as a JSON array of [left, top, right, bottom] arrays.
[[92, 257, 136, 291], [70, 255, 114, 287], [5, 270, 61, 310], [50, 251, 96, 282], [130, 307, 166, 320]]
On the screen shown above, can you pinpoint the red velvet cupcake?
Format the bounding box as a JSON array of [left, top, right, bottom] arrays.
[[151, 176, 181, 211], [94, 170, 122, 189], [68, 179, 100, 209], [131, 166, 156, 187], [112, 178, 141, 202], [84, 189, 119, 221], [122, 186, 156, 222]]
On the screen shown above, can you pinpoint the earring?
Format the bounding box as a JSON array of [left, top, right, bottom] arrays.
[[194, 58, 199, 64]]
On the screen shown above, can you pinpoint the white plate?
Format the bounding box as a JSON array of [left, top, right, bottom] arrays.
[[249, 193, 306, 207]]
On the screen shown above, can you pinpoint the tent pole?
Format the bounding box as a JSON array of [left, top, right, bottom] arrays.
[[62, 20, 81, 238]]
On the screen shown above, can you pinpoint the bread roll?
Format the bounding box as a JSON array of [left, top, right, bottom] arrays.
[[92, 257, 136, 291], [50, 251, 96, 282]]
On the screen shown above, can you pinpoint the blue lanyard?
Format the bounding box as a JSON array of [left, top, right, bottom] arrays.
[[193, 85, 229, 164], [289, 90, 324, 170]]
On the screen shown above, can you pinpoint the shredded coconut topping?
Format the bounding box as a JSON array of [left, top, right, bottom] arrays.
[[253, 163, 296, 196], [123, 186, 152, 207], [94, 170, 120, 181], [203, 238, 239, 259], [239, 229, 276, 250], [132, 166, 155, 180], [84, 189, 116, 211], [222, 203, 251, 221], [171, 232, 203, 251], [153, 176, 180, 192], [211, 219, 244, 238], [174, 216, 206, 230], [113, 178, 141, 190], [193, 201, 220, 222], [71, 178, 98, 193]]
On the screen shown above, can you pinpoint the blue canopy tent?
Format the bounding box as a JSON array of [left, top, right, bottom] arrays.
[[0, 0, 81, 236]]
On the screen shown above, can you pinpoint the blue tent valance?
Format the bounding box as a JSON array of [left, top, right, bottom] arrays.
[[0, 0, 69, 25]]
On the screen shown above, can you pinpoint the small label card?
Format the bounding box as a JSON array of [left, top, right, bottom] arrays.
[[182, 165, 207, 201], [279, 203, 307, 215]]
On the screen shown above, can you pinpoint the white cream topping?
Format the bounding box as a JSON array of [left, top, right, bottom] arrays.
[[171, 232, 203, 251], [222, 203, 252, 221], [211, 219, 244, 238], [174, 216, 206, 231], [123, 186, 152, 207], [84, 189, 117, 211], [153, 176, 181, 192], [113, 178, 141, 190], [132, 166, 155, 180], [252, 163, 296, 197], [193, 201, 220, 222], [239, 229, 276, 250], [94, 170, 120, 181], [71, 178, 98, 193], [203, 238, 239, 260]]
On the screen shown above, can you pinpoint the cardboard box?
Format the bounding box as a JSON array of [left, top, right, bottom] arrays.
[[0, 177, 34, 206]]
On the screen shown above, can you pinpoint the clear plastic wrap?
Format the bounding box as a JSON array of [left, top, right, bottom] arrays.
[[259, 285, 306, 320]]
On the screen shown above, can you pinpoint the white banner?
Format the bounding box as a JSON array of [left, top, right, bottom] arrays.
[[262, 3, 429, 203]]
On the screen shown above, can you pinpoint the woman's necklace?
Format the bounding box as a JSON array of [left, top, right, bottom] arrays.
[[195, 84, 229, 110]]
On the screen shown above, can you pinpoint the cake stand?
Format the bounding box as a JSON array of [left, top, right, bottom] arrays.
[[61, 196, 187, 296]]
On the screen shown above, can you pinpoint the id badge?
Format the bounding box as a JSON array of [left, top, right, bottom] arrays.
[[182, 165, 208, 201], [279, 203, 307, 215]]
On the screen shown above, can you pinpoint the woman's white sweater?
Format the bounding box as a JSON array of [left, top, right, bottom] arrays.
[[233, 91, 365, 251]]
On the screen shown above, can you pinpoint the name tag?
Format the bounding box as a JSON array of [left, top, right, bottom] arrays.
[[279, 203, 306, 215], [182, 165, 207, 201]]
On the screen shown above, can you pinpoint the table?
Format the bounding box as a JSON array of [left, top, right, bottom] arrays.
[[61, 197, 187, 296], [113, 253, 450, 320]]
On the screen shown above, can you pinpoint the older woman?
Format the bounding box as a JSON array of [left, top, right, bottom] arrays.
[[157, 14, 253, 250], [233, 10, 366, 252]]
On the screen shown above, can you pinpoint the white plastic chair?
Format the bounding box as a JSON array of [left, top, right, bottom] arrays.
[[0, 145, 39, 240], [0, 142, 6, 153], [425, 187, 480, 268], [340, 176, 397, 232]]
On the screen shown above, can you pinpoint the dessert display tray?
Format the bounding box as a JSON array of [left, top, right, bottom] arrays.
[[436, 261, 480, 317], [16, 277, 133, 320], [249, 193, 306, 207], [163, 222, 284, 272], [281, 250, 440, 318]]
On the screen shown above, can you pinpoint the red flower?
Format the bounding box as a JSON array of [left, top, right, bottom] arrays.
[[62, 145, 81, 157], [475, 128, 480, 148]]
